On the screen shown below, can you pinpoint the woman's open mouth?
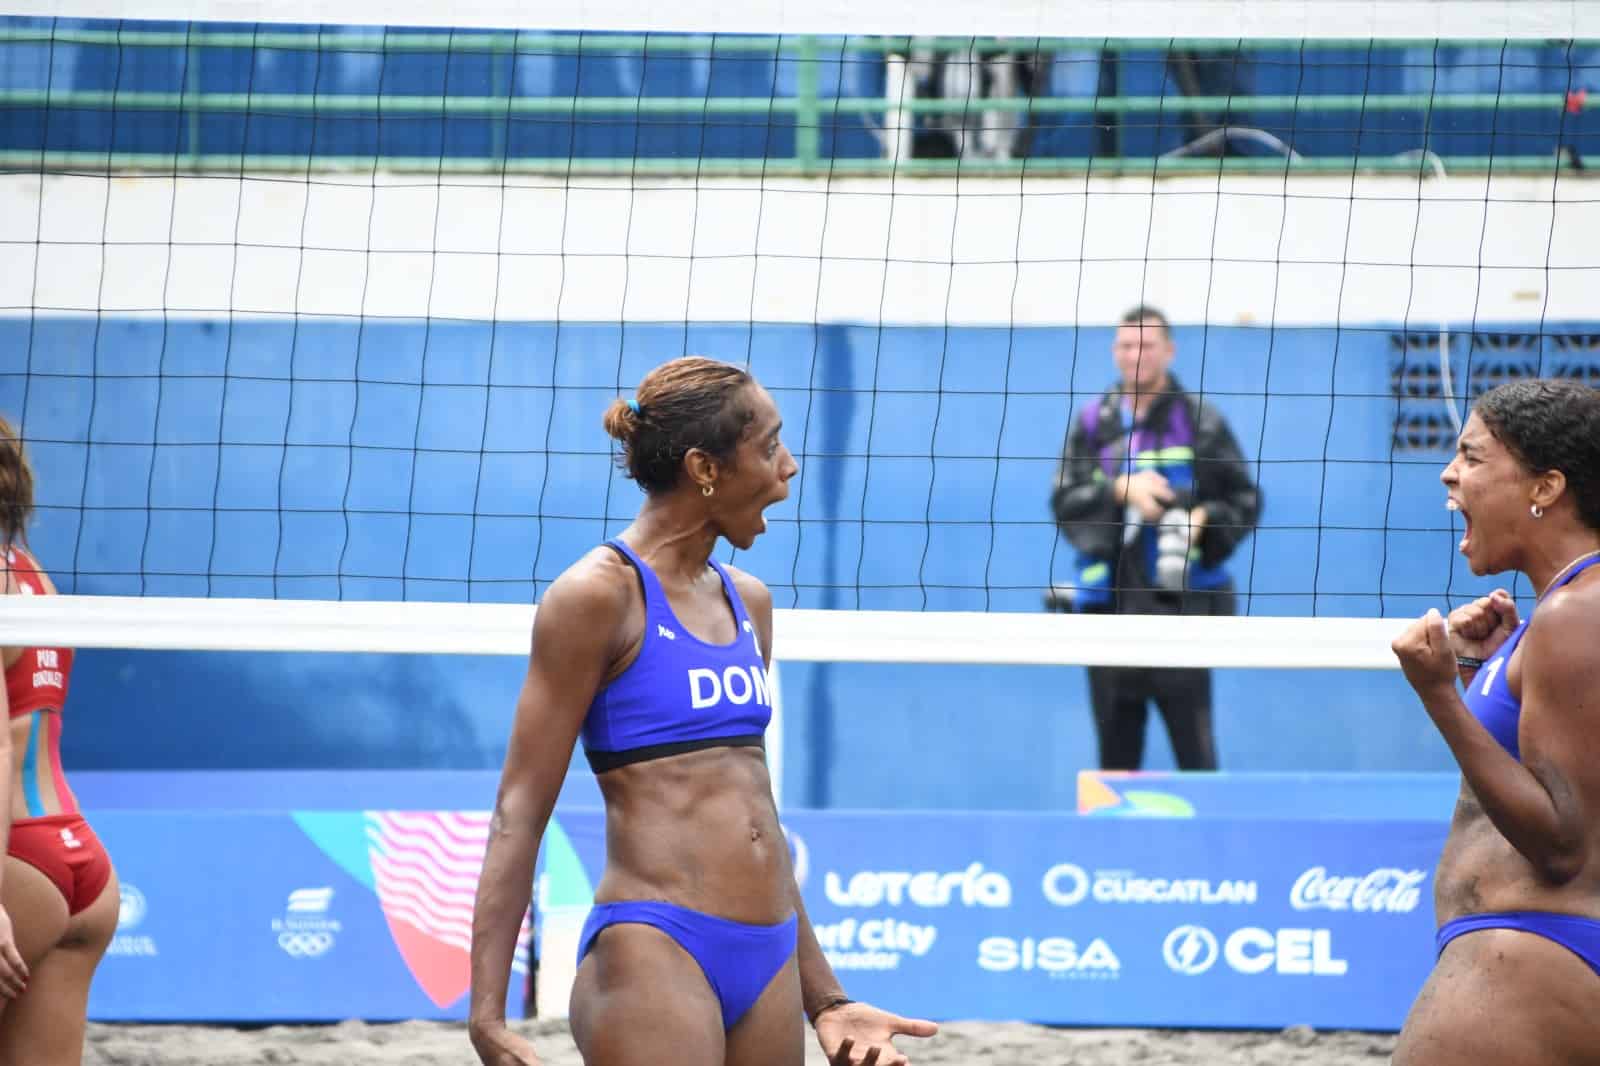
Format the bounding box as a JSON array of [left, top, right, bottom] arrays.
[[1448, 498, 1471, 553]]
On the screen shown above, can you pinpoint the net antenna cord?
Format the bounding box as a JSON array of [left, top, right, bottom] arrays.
[[1394, 148, 1462, 438]]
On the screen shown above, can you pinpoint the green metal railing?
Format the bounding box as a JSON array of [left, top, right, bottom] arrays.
[[4, 28, 1555, 52], [0, 88, 1570, 116], [0, 26, 1591, 176]]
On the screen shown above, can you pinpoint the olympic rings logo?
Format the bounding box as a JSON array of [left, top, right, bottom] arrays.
[[277, 931, 335, 958]]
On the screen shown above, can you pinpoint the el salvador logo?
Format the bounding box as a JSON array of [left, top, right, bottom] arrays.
[[287, 887, 334, 914]]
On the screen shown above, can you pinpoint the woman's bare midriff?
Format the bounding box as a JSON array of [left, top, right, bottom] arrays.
[[1434, 781, 1600, 925], [591, 744, 792, 925]]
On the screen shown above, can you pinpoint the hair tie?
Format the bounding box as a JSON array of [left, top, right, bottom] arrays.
[[626, 397, 640, 414]]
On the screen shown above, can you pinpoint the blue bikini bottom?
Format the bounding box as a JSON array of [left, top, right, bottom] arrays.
[[1437, 910, 1600, 977], [578, 900, 798, 1029]]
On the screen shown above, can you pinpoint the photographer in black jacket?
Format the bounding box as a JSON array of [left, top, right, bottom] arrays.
[[1050, 306, 1261, 770]]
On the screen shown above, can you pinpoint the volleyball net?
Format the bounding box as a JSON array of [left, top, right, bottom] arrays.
[[0, 0, 1597, 788]]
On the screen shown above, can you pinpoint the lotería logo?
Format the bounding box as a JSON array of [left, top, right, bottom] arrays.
[[1163, 925, 1219, 975], [272, 887, 340, 959], [823, 863, 1012, 908]]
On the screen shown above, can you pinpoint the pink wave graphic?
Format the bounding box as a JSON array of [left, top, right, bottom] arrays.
[[366, 811, 530, 1009]]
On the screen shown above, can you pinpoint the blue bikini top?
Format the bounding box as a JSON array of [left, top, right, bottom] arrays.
[[1462, 554, 1600, 761], [580, 539, 771, 773]]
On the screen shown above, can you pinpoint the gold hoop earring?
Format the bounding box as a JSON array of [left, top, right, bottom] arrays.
[[702, 483, 714, 498], [1531, 503, 1545, 519]]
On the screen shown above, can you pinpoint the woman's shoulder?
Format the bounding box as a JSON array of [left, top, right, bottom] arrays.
[[1531, 567, 1600, 633], [719, 562, 772, 616], [539, 546, 640, 624], [2, 545, 49, 596], [1522, 568, 1600, 678]]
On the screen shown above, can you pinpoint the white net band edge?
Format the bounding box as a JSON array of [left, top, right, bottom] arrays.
[[0, 595, 1409, 669]]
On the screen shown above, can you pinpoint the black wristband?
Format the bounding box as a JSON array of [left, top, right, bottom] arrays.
[[810, 996, 853, 1024], [1456, 655, 1485, 670]]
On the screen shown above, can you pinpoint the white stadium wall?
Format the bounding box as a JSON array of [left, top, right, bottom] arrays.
[[3, 171, 1593, 328]]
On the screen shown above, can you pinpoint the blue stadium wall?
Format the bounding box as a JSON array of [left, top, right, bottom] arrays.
[[9, 315, 1586, 808]]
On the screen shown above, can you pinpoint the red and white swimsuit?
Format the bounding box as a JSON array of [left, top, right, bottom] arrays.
[[4, 548, 111, 915]]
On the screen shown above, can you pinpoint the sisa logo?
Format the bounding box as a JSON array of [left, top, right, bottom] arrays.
[[1290, 867, 1426, 914], [1162, 925, 1348, 976], [978, 936, 1120, 978], [824, 863, 1011, 908]]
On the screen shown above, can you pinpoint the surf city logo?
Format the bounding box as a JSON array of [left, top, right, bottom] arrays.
[[812, 917, 938, 972], [272, 887, 341, 959]]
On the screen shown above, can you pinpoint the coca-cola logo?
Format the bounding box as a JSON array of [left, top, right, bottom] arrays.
[[1289, 867, 1427, 913]]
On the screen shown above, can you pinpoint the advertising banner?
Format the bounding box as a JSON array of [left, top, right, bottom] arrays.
[[88, 808, 605, 1021], [88, 795, 1446, 1031], [784, 810, 1446, 1031]]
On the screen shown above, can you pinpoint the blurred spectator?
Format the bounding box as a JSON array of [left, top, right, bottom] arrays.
[[1049, 306, 1261, 770]]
